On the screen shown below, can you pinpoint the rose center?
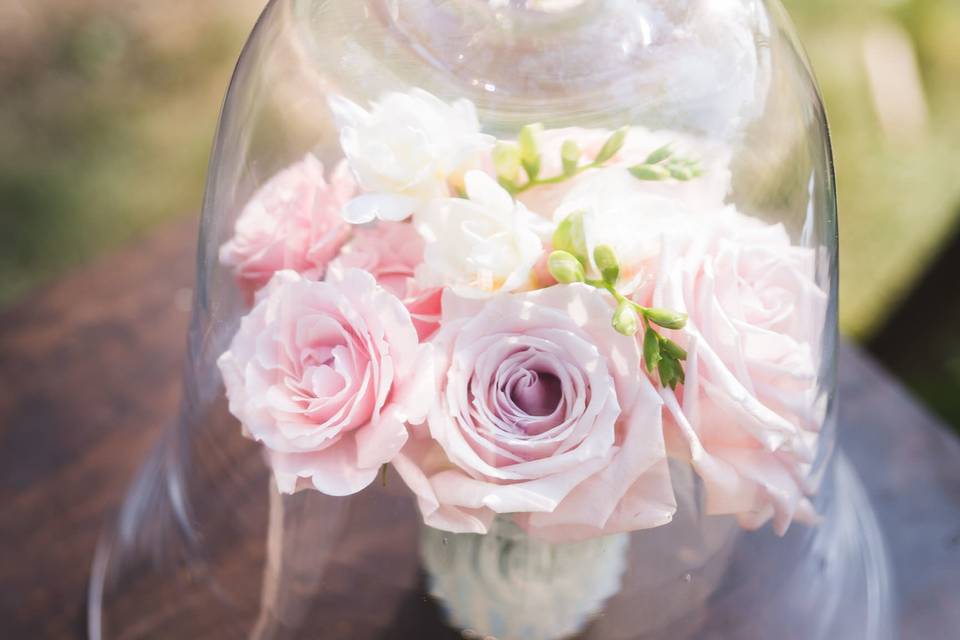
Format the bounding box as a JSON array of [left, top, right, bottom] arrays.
[[508, 370, 562, 417], [302, 345, 337, 370]]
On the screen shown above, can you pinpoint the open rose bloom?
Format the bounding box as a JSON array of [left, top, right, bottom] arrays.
[[94, 3, 894, 640]]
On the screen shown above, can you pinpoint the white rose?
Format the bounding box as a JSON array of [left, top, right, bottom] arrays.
[[414, 170, 552, 298], [328, 89, 493, 223]]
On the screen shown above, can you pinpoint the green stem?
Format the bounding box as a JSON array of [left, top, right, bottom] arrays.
[[583, 264, 686, 387], [511, 160, 603, 195], [588, 278, 659, 319]]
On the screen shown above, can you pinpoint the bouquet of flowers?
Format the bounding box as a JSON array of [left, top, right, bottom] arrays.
[[216, 87, 826, 545]]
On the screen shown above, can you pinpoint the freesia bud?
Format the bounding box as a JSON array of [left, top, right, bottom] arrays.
[[561, 139, 581, 176], [595, 126, 628, 164], [552, 211, 588, 265], [643, 144, 673, 165], [593, 244, 620, 285], [492, 142, 522, 182], [645, 308, 688, 330], [612, 300, 639, 336], [518, 123, 543, 179], [660, 338, 688, 360], [548, 251, 586, 284], [643, 328, 662, 373], [629, 164, 671, 181]]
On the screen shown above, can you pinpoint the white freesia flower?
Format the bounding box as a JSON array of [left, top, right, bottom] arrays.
[[415, 170, 552, 298], [328, 89, 493, 223]]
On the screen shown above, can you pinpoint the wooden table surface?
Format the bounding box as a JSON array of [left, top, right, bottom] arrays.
[[1, 217, 958, 639]]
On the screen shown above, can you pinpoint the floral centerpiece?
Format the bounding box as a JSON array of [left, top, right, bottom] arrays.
[[215, 87, 825, 638]]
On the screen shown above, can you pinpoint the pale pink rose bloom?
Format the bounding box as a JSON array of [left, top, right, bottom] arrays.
[[515, 126, 732, 218], [393, 285, 676, 542], [639, 210, 827, 534], [329, 222, 442, 340], [216, 268, 430, 496], [219, 154, 355, 301]]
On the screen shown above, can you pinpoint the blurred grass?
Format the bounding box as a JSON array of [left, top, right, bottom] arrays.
[[784, 0, 960, 338], [0, 0, 958, 340], [0, 1, 263, 302]]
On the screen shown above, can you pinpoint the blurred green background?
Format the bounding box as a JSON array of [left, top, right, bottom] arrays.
[[1, 1, 958, 423]]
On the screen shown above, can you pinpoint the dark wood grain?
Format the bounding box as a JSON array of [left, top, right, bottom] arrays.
[[0, 217, 197, 639], [0, 217, 958, 638]]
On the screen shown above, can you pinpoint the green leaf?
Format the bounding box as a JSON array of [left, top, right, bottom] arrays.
[[644, 144, 673, 165], [552, 211, 589, 265], [628, 164, 671, 181], [548, 251, 586, 284], [492, 142, 522, 181], [561, 139, 581, 176], [660, 338, 688, 361], [519, 123, 542, 180], [593, 244, 619, 285], [644, 308, 688, 330], [643, 328, 662, 374], [594, 126, 628, 164], [612, 300, 639, 336]]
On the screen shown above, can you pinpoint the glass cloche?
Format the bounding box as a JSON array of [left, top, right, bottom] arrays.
[[89, 1, 894, 638]]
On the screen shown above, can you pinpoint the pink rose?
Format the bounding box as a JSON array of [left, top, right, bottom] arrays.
[[641, 210, 827, 534], [330, 222, 442, 340], [393, 285, 676, 542], [219, 154, 355, 300], [216, 268, 429, 496]]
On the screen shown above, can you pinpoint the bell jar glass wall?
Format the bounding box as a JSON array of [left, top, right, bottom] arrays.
[[89, 1, 892, 639]]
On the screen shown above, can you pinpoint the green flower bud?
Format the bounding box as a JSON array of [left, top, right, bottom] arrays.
[[561, 139, 581, 176], [660, 338, 688, 361], [492, 142, 522, 181], [643, 328, 662, 374], [594, 126, 628, 164], [552, 211, 588, 265], [644, 143, 673, 165], [612, 300, 639, 336], [628, 163, 671, 181], [593, 244, 620, 285], [658, 357, 685, 389], [669, 359, 686, 387], [518, 123, 543, 180], [657, 357, 679, 389], [644, 308, 688, 330], [548, 251, 585, 284]]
